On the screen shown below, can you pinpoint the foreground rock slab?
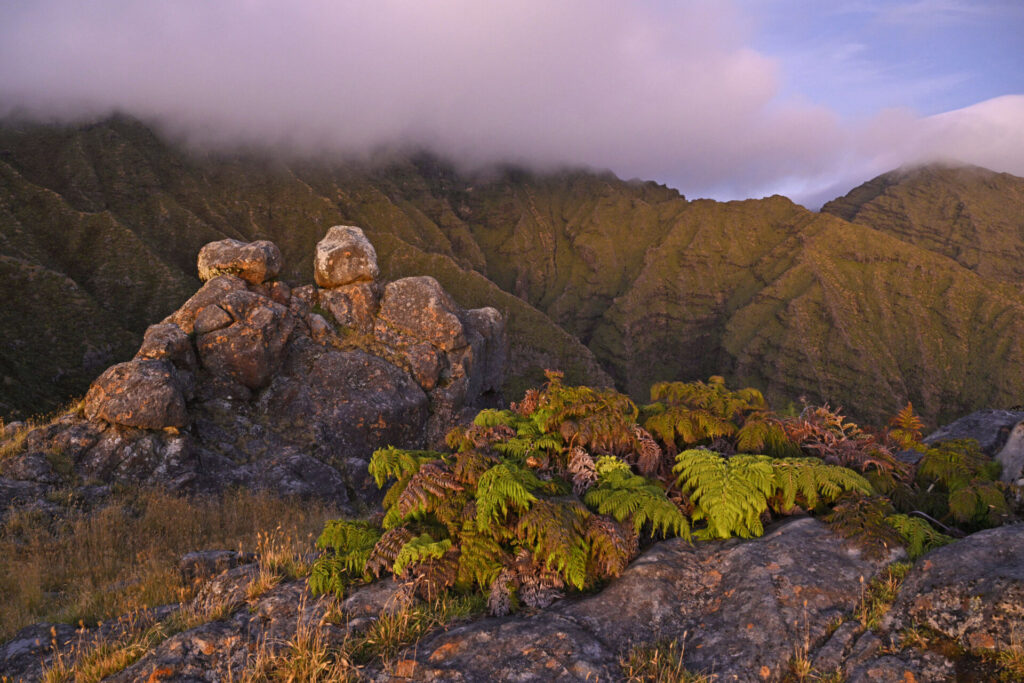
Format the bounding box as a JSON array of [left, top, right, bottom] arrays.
[[382, 518, 890, 682], [885, 523, 1024, 652]]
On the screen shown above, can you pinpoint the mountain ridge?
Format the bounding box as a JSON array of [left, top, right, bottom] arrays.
[[3, 116, 1024, 425]]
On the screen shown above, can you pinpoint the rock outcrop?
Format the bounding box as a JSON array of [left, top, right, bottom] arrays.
[[0, 228, 506, 513]]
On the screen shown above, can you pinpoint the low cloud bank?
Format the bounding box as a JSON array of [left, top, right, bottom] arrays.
[[1, 0, 1020, 205]]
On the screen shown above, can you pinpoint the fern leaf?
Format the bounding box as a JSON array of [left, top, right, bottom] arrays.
[[475, 462, 540, 532], [884, 514, 953, 560], [585, 467, 689, 539], [392, 533, 453, 577]]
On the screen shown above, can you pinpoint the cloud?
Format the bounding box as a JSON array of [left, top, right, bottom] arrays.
[[0, 0, 1020, 206]]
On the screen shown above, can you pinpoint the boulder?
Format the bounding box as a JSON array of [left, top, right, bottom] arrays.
[[135, 322, 196, 371], [313, 225, 379, 288], [464, 306, 507, 395], [318, 281, 379, 332], [163, 274, 248, 335], [924, 409, 1024, 455], [885, 523, 1024, 652], [197, 239, 282, 285], [83, 359, 189, 429], [196, 290, 295, 390], [377, 276, 467, 351]]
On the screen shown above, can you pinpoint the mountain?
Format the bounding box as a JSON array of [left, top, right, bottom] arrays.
[[3, 116, 1024, 425]]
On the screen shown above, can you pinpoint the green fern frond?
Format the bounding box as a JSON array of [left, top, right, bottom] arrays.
[[884, 514, 953, 560], [368, 446, 443, 488], [309, 520, 383, 598], [585, 467, 689, 539], [392, 533, 453, 577], [673, 450, 775, 539], [475, 462, 541, 532]]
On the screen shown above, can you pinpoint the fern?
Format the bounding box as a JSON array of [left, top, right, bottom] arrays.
[[392, 533, 453, 576], [308, 520, 382, 599], [474, 462, 542, 533], [824, 493, 903, 560], [888, 402, 925, 448], [885, 514, 953, 560], [515, 498, 591, 590], [585, 466, 689, 539], [369, 446, 441, 488], [770, 457, 872, 511]]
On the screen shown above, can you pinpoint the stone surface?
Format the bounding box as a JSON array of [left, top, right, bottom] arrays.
[[318, 281, 379, 332], [135, 323, 197, 371], [83, 359, 189, 429], [164, 275, 248, 335], [314, 225, 379, 288], [197, 239, 282, 285], [924, 409, 1024, 455], [885, 523, 1024, 652], [395, 518, 889, 682], [179, 550, 257, 584], [378, 276, 467, 351], [196, 290, 294, 390]]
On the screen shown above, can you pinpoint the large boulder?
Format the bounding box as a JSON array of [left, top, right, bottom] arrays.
[[318, 281, 379, 332], [885, 523, 1024, 652], [196, 290, 295, 390], [387, 518, 891, 682], [313, 225, 379, 288], [197, 239, 282, 285], [377, 276, 467, 351], [83, 359, 190, 430]]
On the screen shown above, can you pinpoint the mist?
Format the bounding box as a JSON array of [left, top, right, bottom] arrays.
[[1, 0, 1021, 205]]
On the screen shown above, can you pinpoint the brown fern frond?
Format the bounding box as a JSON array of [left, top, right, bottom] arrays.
[[510, 548, 565, 609], [585, 515, 635, 579], [568, 446, 598, 496], [632, 426, 664, 476], [487, 568, 516, 616], [454, 449, 498, 487], [396, 461, 463, 516], [410, 546, 460, 601], [888, 402, 925, 448], [513, 388, 542, 416], [365, 527, 414, 577]]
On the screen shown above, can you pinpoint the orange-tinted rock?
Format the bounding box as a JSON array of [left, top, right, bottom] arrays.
[[313, 225, 379, 288], [84, 359, 189, 429], [196, 291, 294, 390], [318, 281, 379, 332], [163, 275, 247, 335], [135, 323, 197, 372], [197, 239, 282, 285], [377, 276, 466, 351]]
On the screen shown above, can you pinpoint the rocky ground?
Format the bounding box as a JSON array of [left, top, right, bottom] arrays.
[[3, 516, 1021, 681]]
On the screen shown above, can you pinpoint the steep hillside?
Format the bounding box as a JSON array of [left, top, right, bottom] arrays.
[[823, 163, 1024, 283], [3, 117, 1024, 424]]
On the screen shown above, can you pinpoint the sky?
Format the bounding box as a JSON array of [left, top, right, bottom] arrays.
[[0, 0, 1021, 207]]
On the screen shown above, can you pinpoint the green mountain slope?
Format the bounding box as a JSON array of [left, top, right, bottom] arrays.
[[3, 117, 1024, 426]]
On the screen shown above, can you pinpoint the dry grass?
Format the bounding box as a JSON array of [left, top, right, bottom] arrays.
[[855, 562, 911, 631], [620, 637, 713, 683], [0, 487, 341, 642], [0, 399, 84, 461]]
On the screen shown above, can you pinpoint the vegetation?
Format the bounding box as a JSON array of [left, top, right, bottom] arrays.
[[311, 374, 1017, 616], [0, 487, 340, 642]]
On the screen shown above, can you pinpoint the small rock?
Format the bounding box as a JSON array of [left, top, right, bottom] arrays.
[[313, 225, 379, 288], [197, 239, 283, 285], [179, 550, 257, 584], [308, 313, 334, 343], [83, 359, 189, 429], [163, 275, 248, 335]]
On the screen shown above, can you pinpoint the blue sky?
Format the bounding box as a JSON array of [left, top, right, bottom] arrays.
[[0, 0, 1021, 206], [737, 0, 1024, 117]]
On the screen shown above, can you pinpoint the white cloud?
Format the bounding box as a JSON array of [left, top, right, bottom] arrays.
[[0, 0, 1020, 206]]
